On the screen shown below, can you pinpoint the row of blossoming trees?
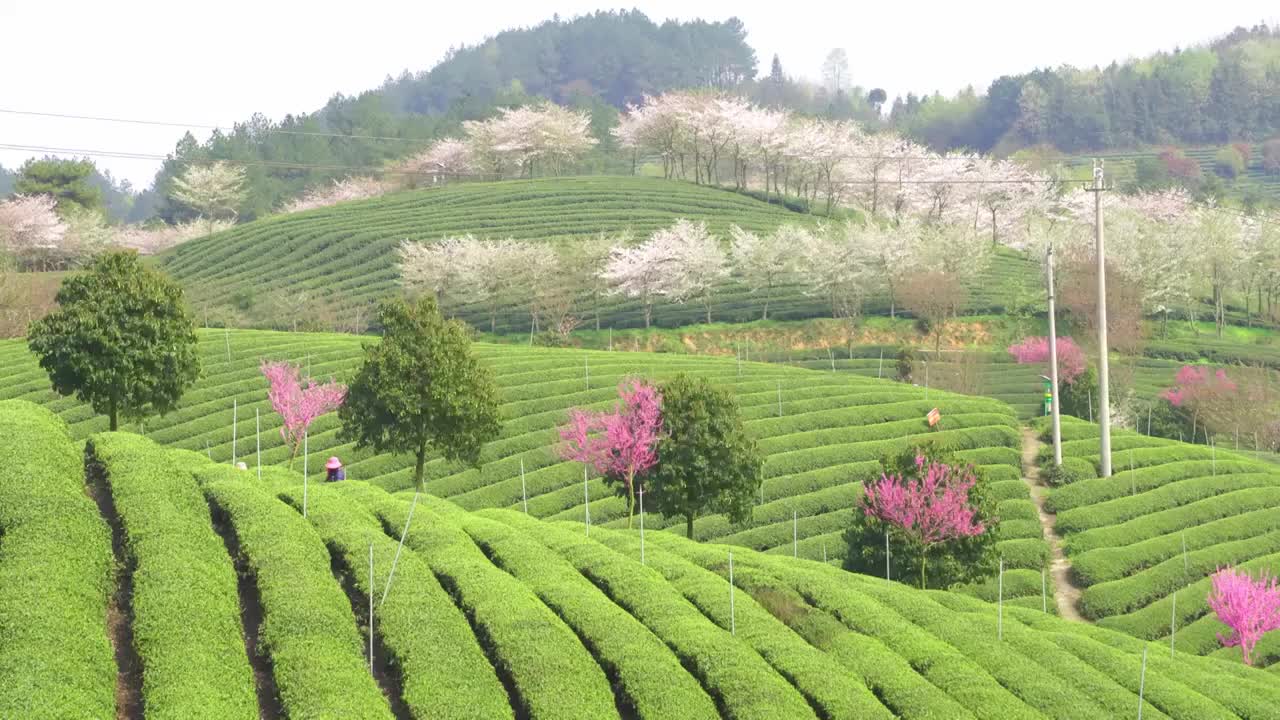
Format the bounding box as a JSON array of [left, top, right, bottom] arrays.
[[396, 215, 995, 333]]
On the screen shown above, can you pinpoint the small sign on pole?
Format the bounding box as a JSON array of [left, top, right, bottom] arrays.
[[926, 408, 941, 428]]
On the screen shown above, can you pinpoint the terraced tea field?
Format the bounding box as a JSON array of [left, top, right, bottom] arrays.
[[5, 399, 1278, 719], [156, 175, 1039, 332], [1032, 416, 1280, 668], [0, 328, 1048, 601]]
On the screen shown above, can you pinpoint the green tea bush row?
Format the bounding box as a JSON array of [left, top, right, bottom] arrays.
[[457, 510, 720, 719], [202, 474, 391, 719], [1055, 473, 1280, 534], [1064, 487, 1280, 554], [86, 432, 258, 720], [0, 401, 114, 719], [277, 483, 512, 719], [491, 512, 817, 719], [339, 484, 618, 720]]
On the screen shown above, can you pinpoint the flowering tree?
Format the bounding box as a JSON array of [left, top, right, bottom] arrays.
[[794, 224, 873, 320], [1008, 336, 1087, 384], [657, 219, 728, 323], [1162, 365, 1240, 440], [283, 176, 389, 213], [558, 379, 663, 526], [113, 219, 236, 255], [860, 454, 987, 589], [1207, 566, 1280, 665], [397, 236, 474, 304], [601, 231, 679, 328], [168, 161, 247, 230], [0, 194, 68, 271], [728, 225, 795, 320], [261, 360, 347, 468]]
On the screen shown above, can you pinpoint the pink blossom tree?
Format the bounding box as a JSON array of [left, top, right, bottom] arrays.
[[1008, 336, 1087, 384], [861, 456, 986, 588], [1207, 566, 1280, 665], [558, 379, 663, 526], [1161, 365, 1239, 439], [261, 360, 347, 468]]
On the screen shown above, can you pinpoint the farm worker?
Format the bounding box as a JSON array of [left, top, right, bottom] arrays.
[[325, 457, 346, 482], [235, 461, 248, 471]]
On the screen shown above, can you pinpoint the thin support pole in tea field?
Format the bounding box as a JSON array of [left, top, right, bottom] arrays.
[[1170, 592, 1177, 657], [583, 467, 590, 537], [382, 491, 418, 608], [302, 432, 309, 518], [776, 381, 782, 417], [1137, 647, 1148, 720], [792, 510, 797, 558], [520, 459, 528, 514], [1042, 569, 1047, 613], [877, 349, 884, 379], [639, 487, 645, 565], [231, 399, 238, 466], [584, 354, 589, 390], [728, 550, 735, 636], [998, 557, 1004, 641], [369, 542, 374, 673], [224, 327, 230, 362], [885, 531, 890, 583], [255, 409, 261, 481]]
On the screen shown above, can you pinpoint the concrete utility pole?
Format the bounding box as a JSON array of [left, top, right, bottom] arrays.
[[1046, 242, 1063, 467], [1086, 160, 1112, 477]]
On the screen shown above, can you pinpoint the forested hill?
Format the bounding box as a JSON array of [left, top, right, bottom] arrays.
[[148, 11, 756, 222], [899, 24, 1280, 153]]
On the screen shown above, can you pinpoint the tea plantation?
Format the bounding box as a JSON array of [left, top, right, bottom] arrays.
[[1032, 416, 1280, 668], [4, 399, 1278, 719], [155, 176, 1038, 332], [0, 329, 1046, 599]]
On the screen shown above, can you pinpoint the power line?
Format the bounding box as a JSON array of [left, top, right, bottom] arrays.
[[0, 108, 429, 143], [0, 143, 488, 179]]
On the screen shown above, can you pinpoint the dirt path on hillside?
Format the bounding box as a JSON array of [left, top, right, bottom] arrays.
[[1020, 428, 1087, 622]]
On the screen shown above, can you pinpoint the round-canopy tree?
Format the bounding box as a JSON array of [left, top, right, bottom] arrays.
[[338, 295, 501, 490], [27, 251, 201, 430], [645, 373, 762, 538]]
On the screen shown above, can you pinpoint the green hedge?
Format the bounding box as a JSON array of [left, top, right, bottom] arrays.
[[338, 484, 618, 720], [0, 401, 114, 719], [1064, 487, 1280, 554], [277, 483, 512, 719], [489, 512, 817, 719], [1056, 474, 1280, 535], [202, 474, 391, 718], [86, 432, 258, 720], [588, 526, 892, 719]]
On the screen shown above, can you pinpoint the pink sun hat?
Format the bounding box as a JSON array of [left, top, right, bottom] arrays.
[[325, 457, 343, 470]]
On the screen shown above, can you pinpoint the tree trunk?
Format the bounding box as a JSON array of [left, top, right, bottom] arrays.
[[643, 301, 652, 329], [413, 440, 428, 491], [109, 398, 118, 432], [919, 550, 928, 589], [626, 469, 636, 529], [685, 513, 694, 539]]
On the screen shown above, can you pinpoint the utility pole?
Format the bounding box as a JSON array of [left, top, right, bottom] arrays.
[[1046, 242, 1062, 467], [1086, 159, 1112, 477]]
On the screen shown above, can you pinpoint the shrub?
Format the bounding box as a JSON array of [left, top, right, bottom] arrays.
[[1263, 138, 1280, 175], [1214, 146, 1246, 179], [1041, 457, 1094, 486]]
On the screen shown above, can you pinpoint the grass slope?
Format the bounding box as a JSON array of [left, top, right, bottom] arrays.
[[3, 414, 1275, 718], [1033, 416, 1280, 668], [156, 176, 1038, 331], [0, 328, 1043, 599]]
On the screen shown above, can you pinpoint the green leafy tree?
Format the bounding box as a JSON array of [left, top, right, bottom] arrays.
[[338, 295, 501, 490], [27, 251, 200, 430], [843, 443, 1000, 589], [645, 373, 762, 538], [1214, 146, 1246, 179], [15, 157, 103, 213]]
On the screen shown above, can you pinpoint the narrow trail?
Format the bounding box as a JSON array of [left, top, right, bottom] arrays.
[[1019, 428, 1087, 623]]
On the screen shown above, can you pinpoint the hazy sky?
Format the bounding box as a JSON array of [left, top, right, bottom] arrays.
[[2, 1, 1276, 189]]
